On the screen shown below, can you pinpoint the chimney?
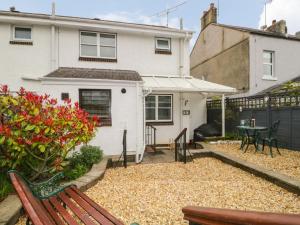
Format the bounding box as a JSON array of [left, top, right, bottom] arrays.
[[201, 3, 217, 31], [9, 6, 16, 12], [51, 2, 56, 17], [266, 19, 287, 34]]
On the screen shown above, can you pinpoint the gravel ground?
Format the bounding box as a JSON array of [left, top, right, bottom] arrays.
[[210, 143, 300, 181], [16, 158, 300, 225]]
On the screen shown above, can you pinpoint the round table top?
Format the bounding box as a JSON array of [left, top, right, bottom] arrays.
[[236, 125, 268, 130]]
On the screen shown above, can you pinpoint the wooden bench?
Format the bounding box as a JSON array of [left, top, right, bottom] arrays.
[[9, 170, 125, 225], [182, 206, 300, 225]]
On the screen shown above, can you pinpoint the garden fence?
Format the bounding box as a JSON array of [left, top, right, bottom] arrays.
[[207, 93, 300, 150]]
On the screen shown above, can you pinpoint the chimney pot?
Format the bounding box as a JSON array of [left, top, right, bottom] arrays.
[[9, 6, 16, 12], [266, 20, 287, 34]]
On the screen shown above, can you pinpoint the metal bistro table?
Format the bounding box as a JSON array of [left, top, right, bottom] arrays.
[[237, 125, 268, 152]]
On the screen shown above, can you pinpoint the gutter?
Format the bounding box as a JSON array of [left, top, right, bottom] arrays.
[[0, 13, 194, 38]]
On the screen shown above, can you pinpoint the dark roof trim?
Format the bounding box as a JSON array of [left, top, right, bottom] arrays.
[[212, 23, 300, 42], [44, 67, 142, 81]]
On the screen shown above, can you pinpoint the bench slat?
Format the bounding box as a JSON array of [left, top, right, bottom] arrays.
[[58, 192, 97, 225], [65, 187, 115, 225], [70, 187, 124, 225], [9, 173, 56, 225], [49, 196, 78, 225], [42, 199, 65, 225]]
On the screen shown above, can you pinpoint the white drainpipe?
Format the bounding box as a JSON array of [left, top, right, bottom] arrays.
[[50, 2, 56, 71]]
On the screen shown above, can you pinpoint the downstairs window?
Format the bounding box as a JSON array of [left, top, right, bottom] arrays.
[[79, 89, 111, 126], [145, 94, 172, 122]]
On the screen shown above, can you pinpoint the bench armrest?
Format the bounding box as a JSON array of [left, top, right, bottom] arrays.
[[8, 170, 67, 199]]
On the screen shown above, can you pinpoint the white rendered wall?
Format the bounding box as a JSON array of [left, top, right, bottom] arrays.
[[39, 79, 144, 156], [58, 27, 185, 77], [248, 35, 300, 96]]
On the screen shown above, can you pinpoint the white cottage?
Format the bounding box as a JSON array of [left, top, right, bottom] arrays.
[[0, 6, 235, 162]]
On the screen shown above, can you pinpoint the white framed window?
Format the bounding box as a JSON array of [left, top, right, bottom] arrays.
[[80, 31, 116, 59], [13, 26, 32, 41], [155, 37, 171, 51], [145, 95, 173, 122], [263, 50, 275, 79]]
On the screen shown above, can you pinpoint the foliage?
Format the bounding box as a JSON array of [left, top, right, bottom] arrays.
[[0, 171, 13, 201], [64, 164, 89, 181], [0, 85, 99, 180], [273, 81, 300, 96], [80, 145, 103, 166], [64, 145, 103, 181]]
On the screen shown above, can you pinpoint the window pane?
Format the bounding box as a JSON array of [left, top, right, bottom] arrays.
[[157, 39, 170, 49], [80, 90, 111, 120], [145, 96, 155, 107], [158, 96, 171, 107], [100, 34, 116, 46], [146, 108, 155, 120], [15, 27, 31, 39], [100, 46, 115, 58], [263, 51, 272, 63], [263, 64, 273, 76], [81, 45, 97, 57], [158, 108, 171, 120], [81, 32, 97, 45]]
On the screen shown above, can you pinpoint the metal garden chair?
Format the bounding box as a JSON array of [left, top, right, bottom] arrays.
[[259, 120, 281, 157]]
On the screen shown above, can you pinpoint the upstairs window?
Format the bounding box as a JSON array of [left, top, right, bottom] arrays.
[[263, 51, 275, 78], [155, 37, 171, 54], [80, 31, 116, 59], [13, 26, 32, 41], [79, 89, 112, 126], [145, 95, 172, 122]]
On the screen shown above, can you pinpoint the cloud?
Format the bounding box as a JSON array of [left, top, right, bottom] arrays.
[[258, 0, 300, 34], [97, 11, 180, 29]]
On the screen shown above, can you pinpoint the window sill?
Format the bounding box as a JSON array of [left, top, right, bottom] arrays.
[[262, 75, 278, 81], [99, 121, 112, 127], [10, 41, 33, 45], [155, 50, 172, 55], [146, 121, 174, 126], [79, 57, 117, 63]]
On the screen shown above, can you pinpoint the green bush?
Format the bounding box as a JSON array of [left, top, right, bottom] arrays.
[[64, 145, 103, 181], [0, 172, 13, 201], [64, 164, 88, 181], [80, 145, 103, 166]]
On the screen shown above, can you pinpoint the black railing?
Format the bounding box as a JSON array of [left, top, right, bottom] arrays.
[[115, 129, 127, 168], [145, 125, 156, 151], [123, 129, 127, 168], [175, 128, 187, 163]]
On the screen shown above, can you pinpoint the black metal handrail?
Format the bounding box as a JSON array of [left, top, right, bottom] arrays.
[[123, 129, 127, 168], [145, 124, 156, 151], [175, 128, 187, 163], [115, 129, 127, 168]]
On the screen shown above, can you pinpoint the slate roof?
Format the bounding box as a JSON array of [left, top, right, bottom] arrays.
[[256, 76, 300, 95], [212, 23, 300, 42], [44, 67, 142, 81]]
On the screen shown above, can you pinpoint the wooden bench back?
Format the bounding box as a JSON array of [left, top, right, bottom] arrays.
[[182, 206, 300, 225], [9, 172, 56, 225]]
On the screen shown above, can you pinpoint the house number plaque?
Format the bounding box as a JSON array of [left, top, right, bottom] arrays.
[[182, 110, 190, 115]]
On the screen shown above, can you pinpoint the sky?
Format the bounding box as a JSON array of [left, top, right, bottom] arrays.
[[0, 0, 299, 47]]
